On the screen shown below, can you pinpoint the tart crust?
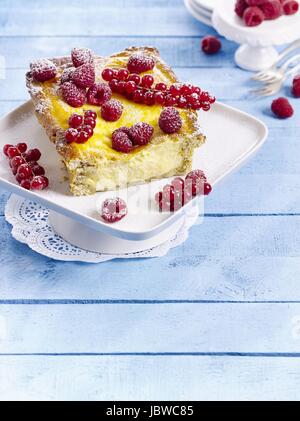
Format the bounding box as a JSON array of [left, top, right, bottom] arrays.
[[26, 47, 206, 196]]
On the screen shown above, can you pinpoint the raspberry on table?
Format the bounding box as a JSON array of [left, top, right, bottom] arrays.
[[292, 75, 300, 97], [129, 122, 154, 146], [112, 130, 133, 153], [127, 53, 155, 74], [71, 47, 94, 68], [87, 82, 112, 106], [72, 63, 95, 88], [30, 59, 57, 82], [101, 198, 128, 223], [271, 97, 294, 118], [61, 82, 86, 108], [101, 99, 123, 122], [201, 36, 222, 55], [159, 107, 182, 134], [243, 6, 265, 26]]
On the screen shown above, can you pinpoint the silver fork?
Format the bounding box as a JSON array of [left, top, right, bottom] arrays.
[[252, 39, 300, 82], [252, 53, 300, 85], [251, 62, 300, 96]]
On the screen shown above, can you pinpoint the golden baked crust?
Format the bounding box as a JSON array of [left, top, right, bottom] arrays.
[[26, 47, 206, 195]]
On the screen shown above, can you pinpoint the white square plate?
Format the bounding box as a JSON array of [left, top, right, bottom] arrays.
[[0, 100, 267, 240]]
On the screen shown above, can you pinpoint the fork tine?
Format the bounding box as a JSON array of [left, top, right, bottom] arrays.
[[251, 72, 267, 81], [250, 86, 276, 96]]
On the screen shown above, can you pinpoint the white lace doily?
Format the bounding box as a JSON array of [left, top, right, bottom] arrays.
[[5, 194, 199, 263]]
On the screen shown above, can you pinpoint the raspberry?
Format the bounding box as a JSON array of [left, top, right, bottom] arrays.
[[72, 63, 95, 88], [159, 107, 182, 134], [282, 0, 299, 15], [87, 82, 112, 106], [30, 176, 49, 190], [101, 198, 128, 223], [112, 130, 133, 153], [101, 99, 123, 122], [127, 53, 155, 74], [61, 82, 86, 107], [129, 122, 154, 146], [201, 36, 222, 55], [243, 6, 265, 25], [71, 47, 94, 68], [235, 0, 248, 17], [271, 97, 294, 118], [260, 0, 283, 19], [292, 75, 300, 97], [30, 59, 57, 82], [60, 67, 75, 84]]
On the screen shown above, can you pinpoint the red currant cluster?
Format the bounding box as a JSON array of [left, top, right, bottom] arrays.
[[155, 169, 212, 212], [65, 110, 97, 144], [102, 68, 215, 111], [3, 143, 49, 190]]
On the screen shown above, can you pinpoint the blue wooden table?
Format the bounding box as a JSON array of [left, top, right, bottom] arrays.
[[1, 0, 300, 401]]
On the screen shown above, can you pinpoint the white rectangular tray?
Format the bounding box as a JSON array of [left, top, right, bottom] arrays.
[[0, 100, 268, 240]]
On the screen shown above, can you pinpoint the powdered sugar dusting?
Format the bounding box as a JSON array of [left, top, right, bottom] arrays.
[[71, 47, 94, 68], [30, 59, 57, 82]]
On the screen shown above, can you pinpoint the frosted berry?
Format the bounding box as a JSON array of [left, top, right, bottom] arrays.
[[112, 130, 133, 153], [3, 144, 13, 156], [25, 149, 41, 161], [282, 0, 299, 15], [72, 63, 95, 88], [129, 122, 154, 146], [159, 107, 182, 134], [201, 36, 222, 54], [7, 147, 21, 159], [61, 82, 86, 107], [165, 95, 177, 106], [17, 164, 33, 180], [75, 130, 89, 144], [243, 6, 265, 26], [127, 53, 155, 74], [82, 125, 94, 138], [71, 47, 94, 68], [16, 142, 27, 153], [117, 69, 129, 81], [271, 97, 294, 118], [180, 84, 193, 96], [169, 84, 182, 97], [177, 96, 188, 108], [61, 67, 75, 84], [65, 128, 79, 143], [141, 74, 154, 88], [102, 68, 115, 82], [235, 0, 248, 17], [30, 59, 57, 82], [87, 82, 112, 106], [30, 176, 49, 190], [101, 198, 128, 223], [69, 113, 83, 128], [101, 99, 123, 122]]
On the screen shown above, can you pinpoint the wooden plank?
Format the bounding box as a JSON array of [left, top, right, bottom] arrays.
[[1, 302, 300, 353], [1, 355, 300, 400], [0, 0, 212, 37], [0, 36, 236, 70]]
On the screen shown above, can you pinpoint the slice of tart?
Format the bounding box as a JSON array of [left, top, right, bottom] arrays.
[[26, 47, 212, 196]]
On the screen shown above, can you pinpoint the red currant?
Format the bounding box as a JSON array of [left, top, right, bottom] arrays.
[[202, 102, 211, 112], [31, 164, 45, 176], [30, 176, 49, 190], [76, 130, 90, 143], [84, 116, 96, 129], [141, 74, 154, 88], [84, 110, 97, 120], [16, 142, 27, 153], [117, 69, 129, 81], [143, 91, 155, 106], [101, 68, 114, 82], [3, 144, 13, 157], [165, 95, 177, 106], [154, 91, 166, 105], [192, 86, 201, 95], [116, 80, 126, 94], [20, 179, 31, 190], [82, 125, 94, 138], [68, 113, 83, 128], [109, 78, 119, 93], [204, 182, 212, 196], [177, 96, 188, 108], [133, 89, 144, 103], [169, 84, 182, 96], [155, 82, 167, 91], [65, 128, 79, 143], [128, 74, 141, 85], [10, 156, 25, 170], [25, 149, 41, 162], [200, 91, 210, 102], [125, 81, 137, 94], [186, 93, 199, 108], [7, 147, 21, 159], [180, 84, 193, 96], [17, 164, 33, 180], [208, 95, 216, 104]]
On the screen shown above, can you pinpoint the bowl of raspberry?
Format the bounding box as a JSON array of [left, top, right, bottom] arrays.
[[212, 0, 300, 71]]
